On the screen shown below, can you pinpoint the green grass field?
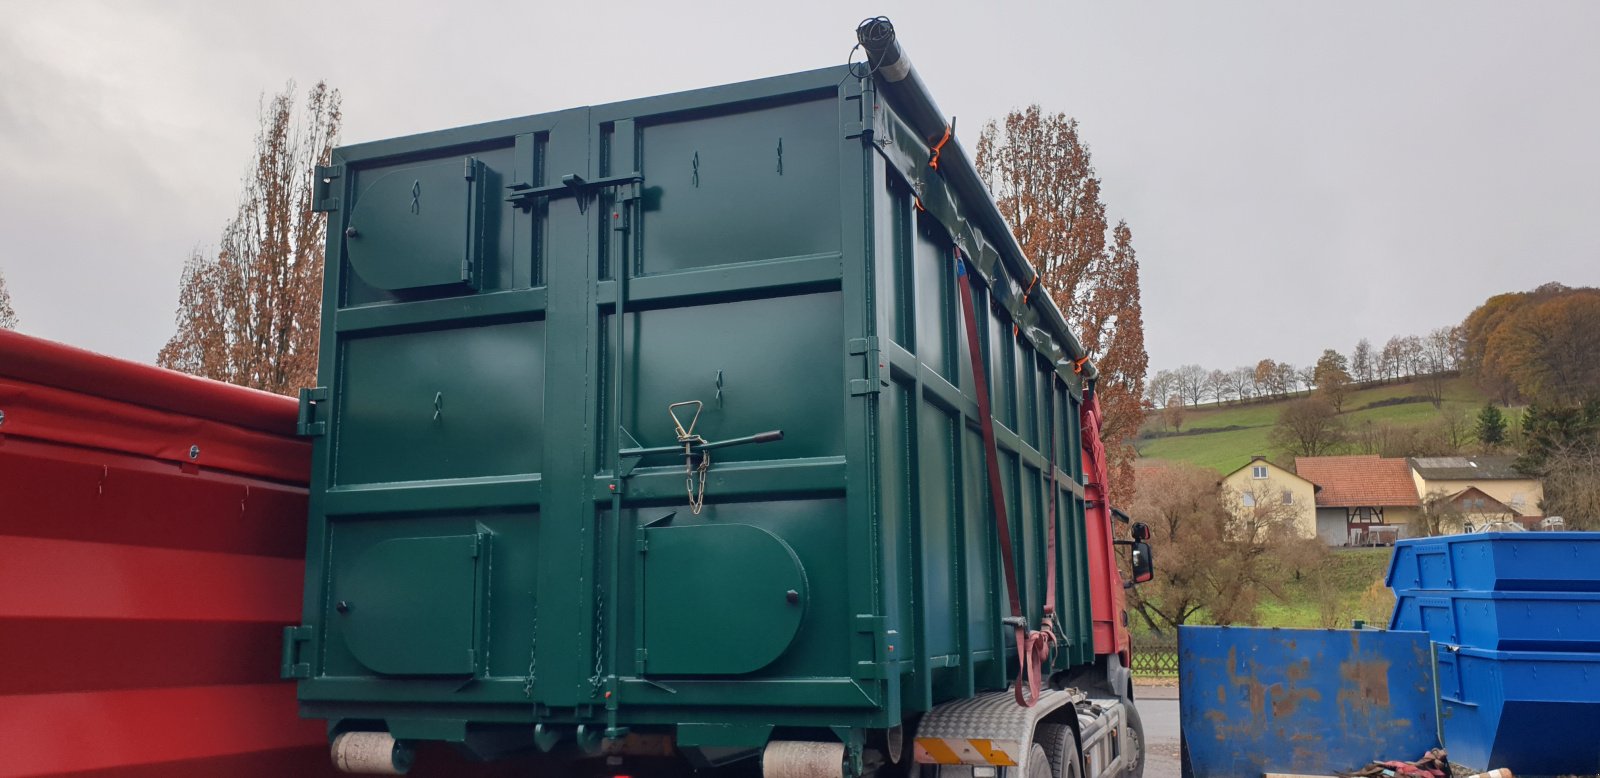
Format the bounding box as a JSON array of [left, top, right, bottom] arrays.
[[1131, 547, 1395, 639], [1137, 376, 1493, 473], [1255, 547, 1395, 628]]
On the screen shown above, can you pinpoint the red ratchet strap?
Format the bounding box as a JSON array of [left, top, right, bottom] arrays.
[[954, 248, 1056, 707], [928, 126, 953, 171]]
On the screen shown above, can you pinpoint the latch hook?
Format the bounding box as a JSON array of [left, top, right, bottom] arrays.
[[668, 401, 710, 514], [668, 401, 704, 445]]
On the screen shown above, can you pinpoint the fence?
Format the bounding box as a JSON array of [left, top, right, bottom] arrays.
[[1130, 636, 1180, 677]]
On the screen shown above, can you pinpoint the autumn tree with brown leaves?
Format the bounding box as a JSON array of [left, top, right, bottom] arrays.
[[0, 268, 17, 330], [977, 107, 1148, 506], [1127, 462, 1310, 633], [158, 82, 341, 395], [1476, 286, 1600, 407]]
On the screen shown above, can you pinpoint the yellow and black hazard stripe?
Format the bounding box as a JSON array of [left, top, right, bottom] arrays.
[[913, 738, 1020, 767]]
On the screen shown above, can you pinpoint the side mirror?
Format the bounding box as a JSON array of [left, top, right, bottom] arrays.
[[1130, 541, 1154, 585], [1131, 521, 1151, 542]]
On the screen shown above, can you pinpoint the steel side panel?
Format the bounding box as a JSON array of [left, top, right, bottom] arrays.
[[1177, 626, 1438, 778]]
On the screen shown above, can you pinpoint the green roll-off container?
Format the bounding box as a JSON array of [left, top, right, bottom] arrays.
[[286, 19, 1146, 778]]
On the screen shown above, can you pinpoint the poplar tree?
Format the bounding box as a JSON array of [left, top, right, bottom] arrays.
[[158, 81, 341, 395], [0, 269, 17, 330], [977, 107, 1149, 505]]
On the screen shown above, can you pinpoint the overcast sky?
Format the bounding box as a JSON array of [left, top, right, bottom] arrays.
[[2, 1, 1596, 374]]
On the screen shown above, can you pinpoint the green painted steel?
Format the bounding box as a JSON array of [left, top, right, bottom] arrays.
[[291, 63, 1101, 758]]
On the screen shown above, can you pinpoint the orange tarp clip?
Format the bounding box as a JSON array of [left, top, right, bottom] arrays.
[[928, 125, 952, 170], [1073, 356, 1090, 374]]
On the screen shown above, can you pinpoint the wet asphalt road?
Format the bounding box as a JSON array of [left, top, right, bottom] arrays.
[[1134, 686, 1181, 778]]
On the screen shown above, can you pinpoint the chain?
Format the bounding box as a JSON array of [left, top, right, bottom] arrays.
[[522, 613, 538, 698], [686, 449, 711, 514], [589, 581, 605, 696]]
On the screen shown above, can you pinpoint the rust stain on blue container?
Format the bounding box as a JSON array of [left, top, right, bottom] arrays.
[[1179, 626, 1437, 778]]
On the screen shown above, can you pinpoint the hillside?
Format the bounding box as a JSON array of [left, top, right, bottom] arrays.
[[1132, 547, 1396, 640], [1136, 376, 1492, 473]]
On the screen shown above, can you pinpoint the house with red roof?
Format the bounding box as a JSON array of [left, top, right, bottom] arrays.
[[1294, 455, 1423, 546]]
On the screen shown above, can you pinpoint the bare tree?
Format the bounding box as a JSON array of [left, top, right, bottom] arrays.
[[1417, 490, 1468, 537], [1440, 404, 1472, 451], [1277, 362, 1301, 398], [1171, 364, 1208, 406], [1351, 338, 1374, 383], [1380, 337, 1405, 382], [1127, 462, 1305, 633], [1294, 365, 1317, 394], [1146, 369, 1178, 409], [1227, 366, 1256, 402], [1206, 368, 1231, 404], [1269, 396, 1349, 457], [0, 268, 16, 330], [158, 81, 341, 395], [1400, 335, 1426, 378], [1542, 445, 1600, 530]]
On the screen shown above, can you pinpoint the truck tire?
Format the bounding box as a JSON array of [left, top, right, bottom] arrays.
[[1033, 723, 1083, 778], [1122, 703, 1145, 778]]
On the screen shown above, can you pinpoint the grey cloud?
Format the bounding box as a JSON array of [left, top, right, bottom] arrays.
[[0, 0, 1595, 374]]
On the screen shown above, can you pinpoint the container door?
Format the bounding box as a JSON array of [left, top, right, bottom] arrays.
[[595, 98, 851, 684], [307, 111, 587, 693]]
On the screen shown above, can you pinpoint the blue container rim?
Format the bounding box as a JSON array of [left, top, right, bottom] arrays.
[[1395, 531, 1600, 546], [1439, 644, 1600, 662], [1399, 589, 1600, 601]]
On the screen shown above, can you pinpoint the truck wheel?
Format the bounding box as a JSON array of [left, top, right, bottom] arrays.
[[1033, 723, 1083, 778], [1122, 703, 1145, 778]]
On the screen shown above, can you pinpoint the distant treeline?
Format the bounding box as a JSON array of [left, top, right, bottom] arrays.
[[1147, 328, 1461, 410]]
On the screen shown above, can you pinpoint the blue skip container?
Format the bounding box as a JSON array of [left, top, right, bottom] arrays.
[[1435, 645, 1600, 775], [1387, 532, 1600, 593], [1391, 590, 1600, 651]]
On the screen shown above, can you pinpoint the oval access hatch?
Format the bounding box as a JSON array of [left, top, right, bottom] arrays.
[[642, 523, 807, 676]]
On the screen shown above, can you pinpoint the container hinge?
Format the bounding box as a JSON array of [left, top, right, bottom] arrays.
[[847, 336, 886, 396], [312, 165, 343, 212], [853, 614, 891, 680], [635, 648, 648, 674], [281, 625, 315, 679], [297, 386, 329, 437]]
